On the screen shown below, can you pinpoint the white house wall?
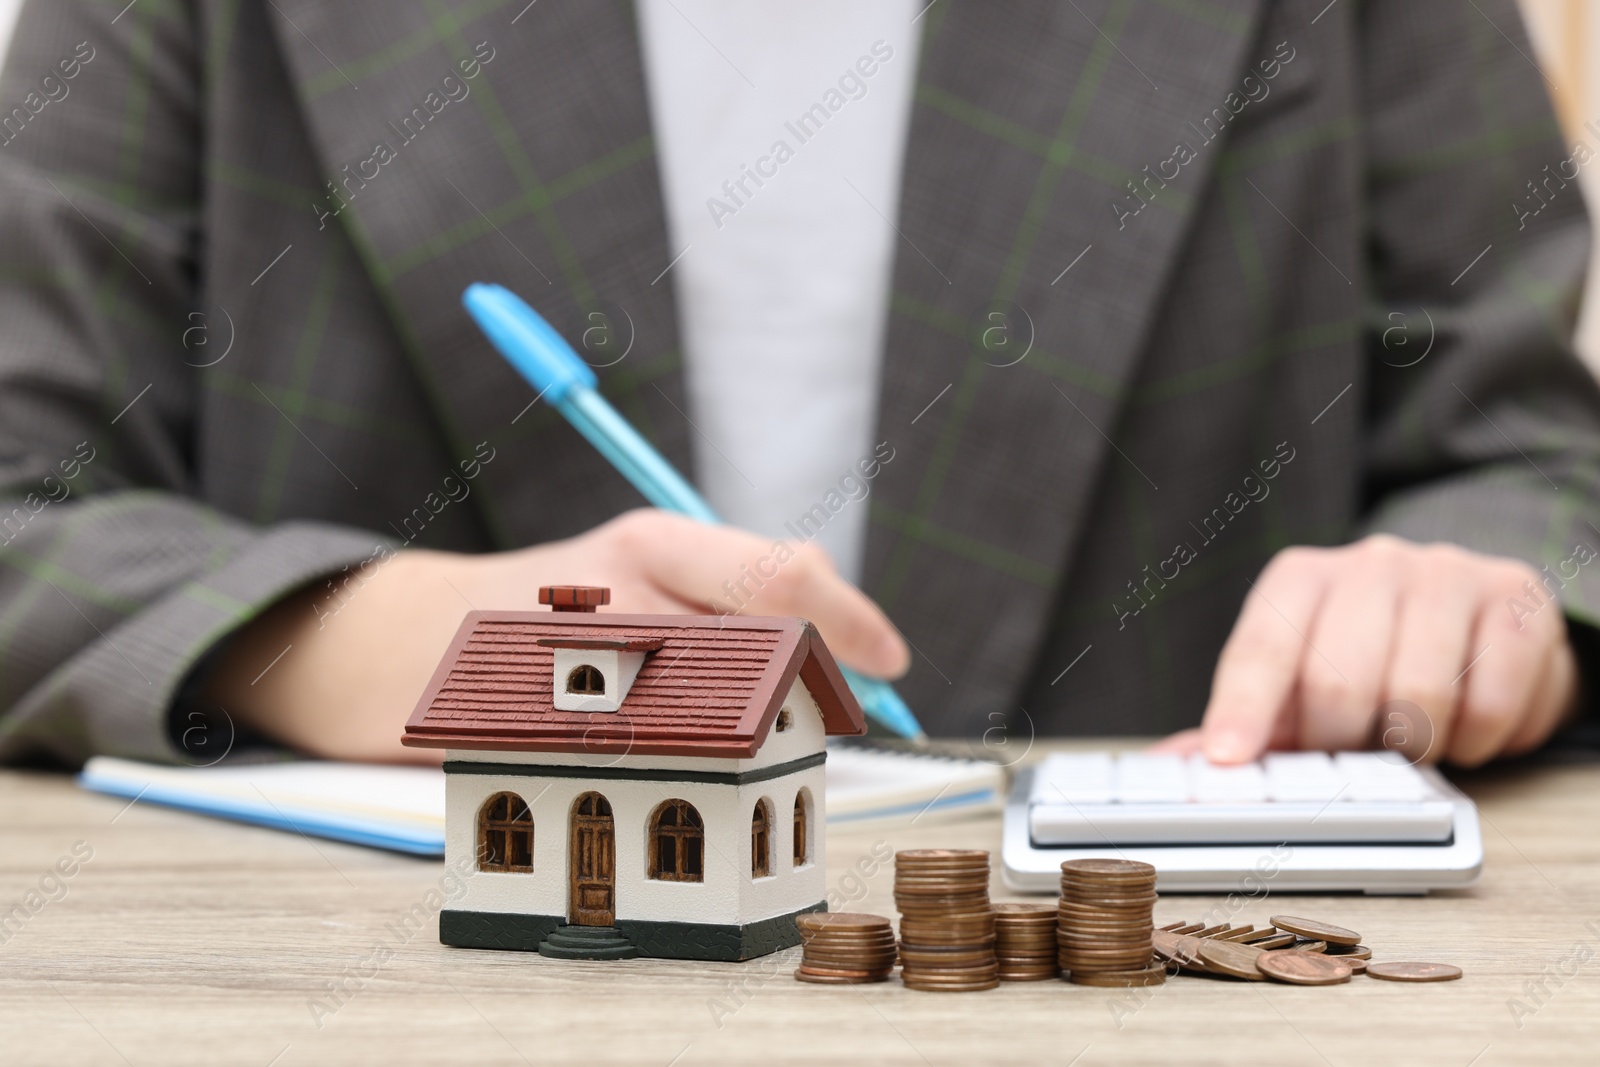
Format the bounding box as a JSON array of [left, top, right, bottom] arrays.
[[735, 764, 825, 925], [446, 764, 826, 928]]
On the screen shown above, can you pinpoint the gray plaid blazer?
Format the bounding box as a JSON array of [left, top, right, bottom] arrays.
[[3, 0, 1599, 765]]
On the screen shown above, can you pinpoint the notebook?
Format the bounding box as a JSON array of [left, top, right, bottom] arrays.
[[78, 741, 1002, 856]]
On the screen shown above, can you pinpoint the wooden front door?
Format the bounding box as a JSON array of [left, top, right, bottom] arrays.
[[569, 792, 615, 926]]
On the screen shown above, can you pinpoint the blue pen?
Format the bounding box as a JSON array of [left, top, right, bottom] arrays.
[[463, 282, 927, 742]]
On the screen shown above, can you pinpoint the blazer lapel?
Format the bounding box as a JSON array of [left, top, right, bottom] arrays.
[[864, 0, 1268, 728], [264, 0, 690, 546]]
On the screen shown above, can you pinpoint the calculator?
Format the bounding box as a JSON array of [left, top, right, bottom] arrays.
[[1001, 752, 1483, 895]]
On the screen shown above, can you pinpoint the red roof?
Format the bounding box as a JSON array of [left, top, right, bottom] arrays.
[[401, 611, 866, 758]]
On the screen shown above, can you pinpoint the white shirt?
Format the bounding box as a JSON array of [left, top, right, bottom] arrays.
[[636, 0, 921, 582]]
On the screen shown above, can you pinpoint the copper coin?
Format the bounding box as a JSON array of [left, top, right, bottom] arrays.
[[1245, 933, 1296, 950], [1058, 948, 1154, 963], [1257, 950, 1352, 985], [1057, 944, 1154, 958], [1056, 925, 1155, 939], [902, 979, 1000, 992], [1057, 929, 1153, 941], [1067, 964, 1168, 987], [1345, 957, 1369, 975], [1196, 939, 1266, 980], [799, 913, 893, 931], [896, 891, 991, 903], [1269, 915, 1361, 946], [1057, 905, 1157, 921], [803, 950, 898, 967], [1057, 907, 1156, 920], [796, 966, 889, 979], [1292, 941, 1328, 954], [1059, 957, 1155, 972], [795, 969, 890, 984], [1059, 885, 1157, 900], [1151, 930, 1202, 965], [901, 955, 998, 968], [902, 968, 1000, 980], [1164, 923, 1205, 934], [804, 943, 898, 955], [900, 929, 996, 945], [897, 850, 989, 866], [1217, 926, 1265, 942], [1056, 937, 1153, 951], [993, 902, 1057, 918], [803, 937, 898, 951], [1060, 858, 1157, 877], [1190, 924, 1231, 938], [1366, 962, 1463, 982], [1324, 943, 1372, 960], [897, 909, 993, 921], [899, 914, 995, 930], [802, 927, 898, 940]]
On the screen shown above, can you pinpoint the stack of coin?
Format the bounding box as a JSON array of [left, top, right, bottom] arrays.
[[993, 902, 1059, 981], [1057, 859, 1164, 987], [894, 849, 998, 992], [793, 912, 898, 984]]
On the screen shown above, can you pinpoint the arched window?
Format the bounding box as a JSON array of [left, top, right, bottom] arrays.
[[478, 792, 534, 872], [793, 790, 811, 867], [648, 799, 704, 882], [567, 664, 605, 695], [751, 799, 773, 879]]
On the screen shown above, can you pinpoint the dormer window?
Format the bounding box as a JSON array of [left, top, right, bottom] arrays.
[[567, 664, 606, 695], [538, 635, 665, 713]]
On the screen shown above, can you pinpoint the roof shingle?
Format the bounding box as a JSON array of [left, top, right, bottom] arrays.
[[401, 611, 866, 758]]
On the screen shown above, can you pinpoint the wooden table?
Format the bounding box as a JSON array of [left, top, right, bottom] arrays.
[[3, 745, 1597, 1066]]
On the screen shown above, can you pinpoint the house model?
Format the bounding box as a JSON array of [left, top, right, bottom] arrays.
[[401, 585, 866, 961]]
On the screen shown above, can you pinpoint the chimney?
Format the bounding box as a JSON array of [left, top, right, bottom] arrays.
[[539, 585, 610, 613]]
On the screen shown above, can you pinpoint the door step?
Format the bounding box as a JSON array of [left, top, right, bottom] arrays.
[[538, 924, 640, 960]]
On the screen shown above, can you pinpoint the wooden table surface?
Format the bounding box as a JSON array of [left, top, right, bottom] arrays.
[[3, 744, 1598, 1066]]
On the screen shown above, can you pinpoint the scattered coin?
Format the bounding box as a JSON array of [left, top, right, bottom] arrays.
[[1269, 915, 1362, 946], [1292, 940, 1328, 954], [1151, 929, 1205, 967], [1324, 943, 1372, 960], [1366, 962, 1463, 983], [1196, 938, 1267, 980], [1244, 933, 1297, 950], [1257, 950, 1353, 986]]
